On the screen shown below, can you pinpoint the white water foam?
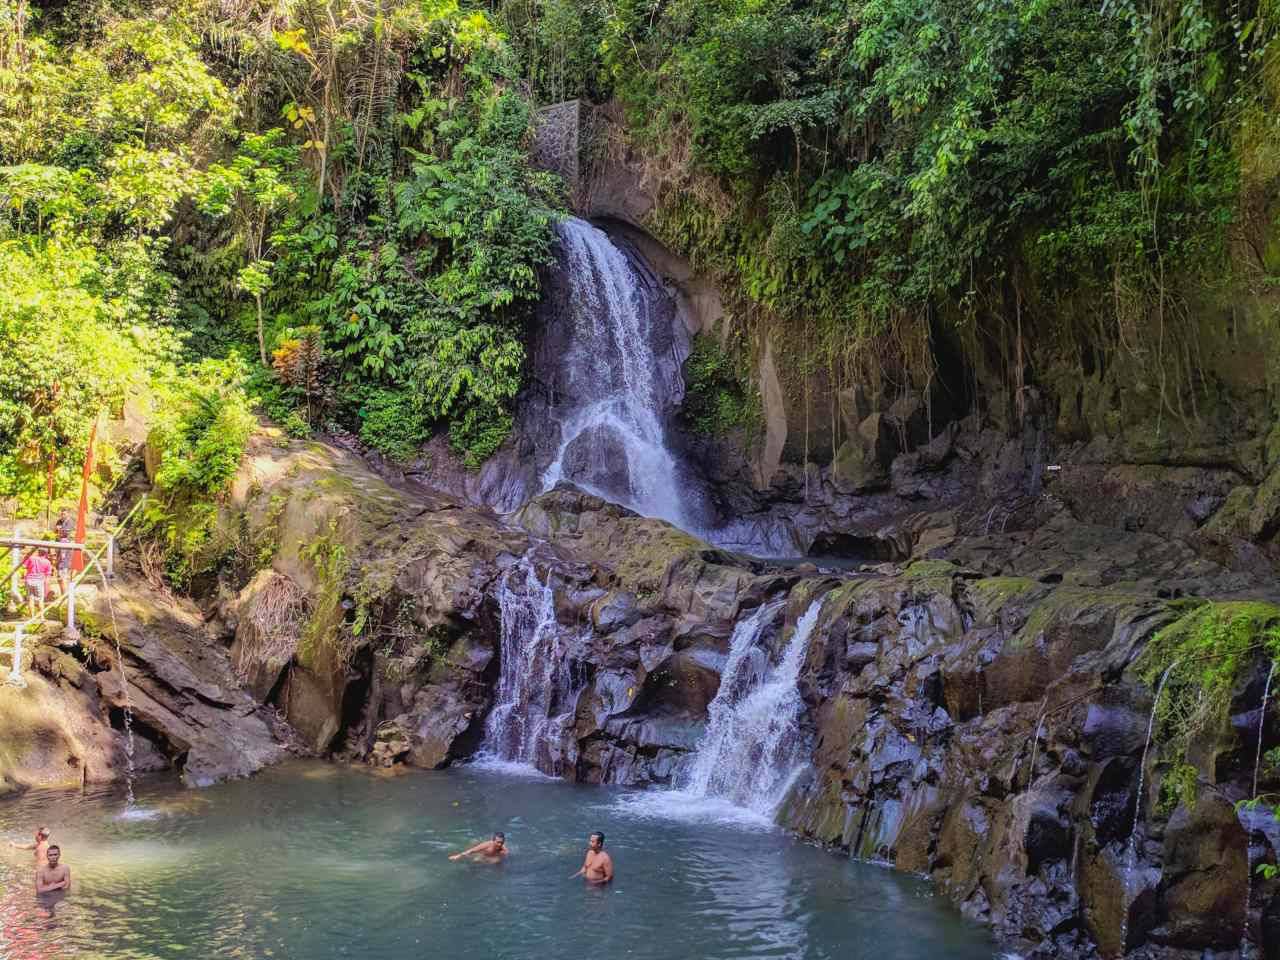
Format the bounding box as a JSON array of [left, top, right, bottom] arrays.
[[617, 598, 822, 827]]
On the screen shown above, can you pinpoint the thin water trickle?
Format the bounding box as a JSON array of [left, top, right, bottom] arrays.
[[669, 597, 822, 819], [1241, 660, 1276, 959], [1119, 660, 1179, 953], [1026, 697, 1047, 792], [103, 587, 137, 807], [477, 553, 583, 775]]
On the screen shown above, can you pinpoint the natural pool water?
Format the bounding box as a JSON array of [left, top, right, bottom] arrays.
[[0, 761, 999, 960]]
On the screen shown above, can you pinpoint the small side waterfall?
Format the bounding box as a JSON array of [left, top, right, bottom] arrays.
[[541, 218, 691, 531], [1241, 660, 1276, 958], [1120, 660, 1179, 951], [673, 597, 823, 819], [115, 634, 137, 807], [478, 554, 583, 775], [101, 586, 137, 808], [1025, 696, 1048, 791]]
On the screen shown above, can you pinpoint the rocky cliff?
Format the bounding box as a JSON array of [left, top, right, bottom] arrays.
[[4, 407, 1279, 959], [167, 427, 1280, 958]]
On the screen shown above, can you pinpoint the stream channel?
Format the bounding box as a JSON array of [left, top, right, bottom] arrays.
[[0, 761, 999, 959]]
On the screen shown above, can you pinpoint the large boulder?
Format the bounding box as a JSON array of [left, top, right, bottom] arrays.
[[85, 578, 289, 786]]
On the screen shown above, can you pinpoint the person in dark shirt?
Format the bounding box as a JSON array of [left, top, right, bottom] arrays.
[[53, 510, 74, 597]]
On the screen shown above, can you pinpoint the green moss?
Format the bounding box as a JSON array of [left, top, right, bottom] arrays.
[[297, 520, 352, 670], [679, 333, 759, 436], [970, 577, 1037, 606], [252, 491, 289, 570], [900, 559, 959, 597], [904, 559, 959, 579], [1010, 588, 1145, 650], [1157, 763, 1200, 816], [1137, 601, 1280, 812], [966, 577, 1039, 625]]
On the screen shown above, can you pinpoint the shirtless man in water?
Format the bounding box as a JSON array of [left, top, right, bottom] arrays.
[[570, 831, 613, 884], [35, 846, 70, 894], [10, 827, 51, 864], [448, 832, 508, 863]]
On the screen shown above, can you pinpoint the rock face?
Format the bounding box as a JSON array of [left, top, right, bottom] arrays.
[[0, 647, 138, 794], [0, 578, 290, 792], [152, 428, 1279, 959], [85, 579, 291, 787]]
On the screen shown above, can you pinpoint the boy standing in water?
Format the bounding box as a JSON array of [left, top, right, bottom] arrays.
[[35, 845, 70, 893], [570, 831, 613, 884]]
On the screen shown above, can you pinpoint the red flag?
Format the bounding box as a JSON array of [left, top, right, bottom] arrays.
[[72, 417, 96, 573]]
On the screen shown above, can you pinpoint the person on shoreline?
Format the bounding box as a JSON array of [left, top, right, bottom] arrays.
[[53, 510, 74, 598], [448, 832, 508, 863], [570, 831, 613, 885], [21, 549, 53, 617], [35, 845, 70, 894], [9, 827, 51, 864]]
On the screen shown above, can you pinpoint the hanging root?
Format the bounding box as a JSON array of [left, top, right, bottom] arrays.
[[239, 572, 309, 674]]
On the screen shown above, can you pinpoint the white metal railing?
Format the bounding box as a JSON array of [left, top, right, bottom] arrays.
[[0, 501, 141, 686]]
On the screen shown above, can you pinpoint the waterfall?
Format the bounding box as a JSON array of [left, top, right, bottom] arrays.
[[1025, 696, 1048, 791], [1120, 660, 1179, 951], [540, 218, 690, 531], [477, 553, 583, 775], [100, 585, 137, 808], [1241, 660, 1276, 959], [674, 597, 822, 819], [114, 630, 137, 807]]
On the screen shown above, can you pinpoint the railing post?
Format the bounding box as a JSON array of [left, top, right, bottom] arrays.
[[106, 536, 115, 580], [65, 578, 78, 640], [9, 621, 23, 685], [9, 524, 18, 606]]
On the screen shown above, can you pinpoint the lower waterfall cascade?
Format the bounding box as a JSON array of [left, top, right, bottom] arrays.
[[477, 553, 583, 775]]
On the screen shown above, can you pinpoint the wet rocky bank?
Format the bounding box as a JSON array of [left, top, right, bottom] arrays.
[[3, 420, 1279, 959]]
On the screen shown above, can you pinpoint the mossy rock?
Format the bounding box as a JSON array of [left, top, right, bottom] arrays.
[[966, 576, 1041, 626], [1201, 485, 1256, 541], [1247, 466, 1280, 540], [1012, 588, 1149, 651], [831, 436, 886, 493], [903, 558, 961, 597]]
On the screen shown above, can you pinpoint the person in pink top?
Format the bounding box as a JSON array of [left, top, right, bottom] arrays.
[[21, 549, 53, 617]]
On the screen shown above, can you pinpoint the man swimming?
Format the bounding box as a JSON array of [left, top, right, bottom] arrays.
[[448, 832, 508, 863], [35, 845, 70, 894], [570, 831, 613, 884], [10, 827, 51, 864]]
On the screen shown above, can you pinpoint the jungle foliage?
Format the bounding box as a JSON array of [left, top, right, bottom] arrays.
[[494, 0, 1280, 407], [0, 0, 563, 521], [3, 0, 1280, 516]]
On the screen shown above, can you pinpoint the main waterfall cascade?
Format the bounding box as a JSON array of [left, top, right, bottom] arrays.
[[497, 216, 801, 558], [478, 553, 584, 775], [539, 218, 698, 532]]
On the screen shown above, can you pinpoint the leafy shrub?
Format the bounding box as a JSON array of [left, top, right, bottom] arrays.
[[448, 405, 513, 470], [681, 334, 755, 436], [149, 357, 257, 498], [141, 356, 257, 585], [358, 389, 429, 463]]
